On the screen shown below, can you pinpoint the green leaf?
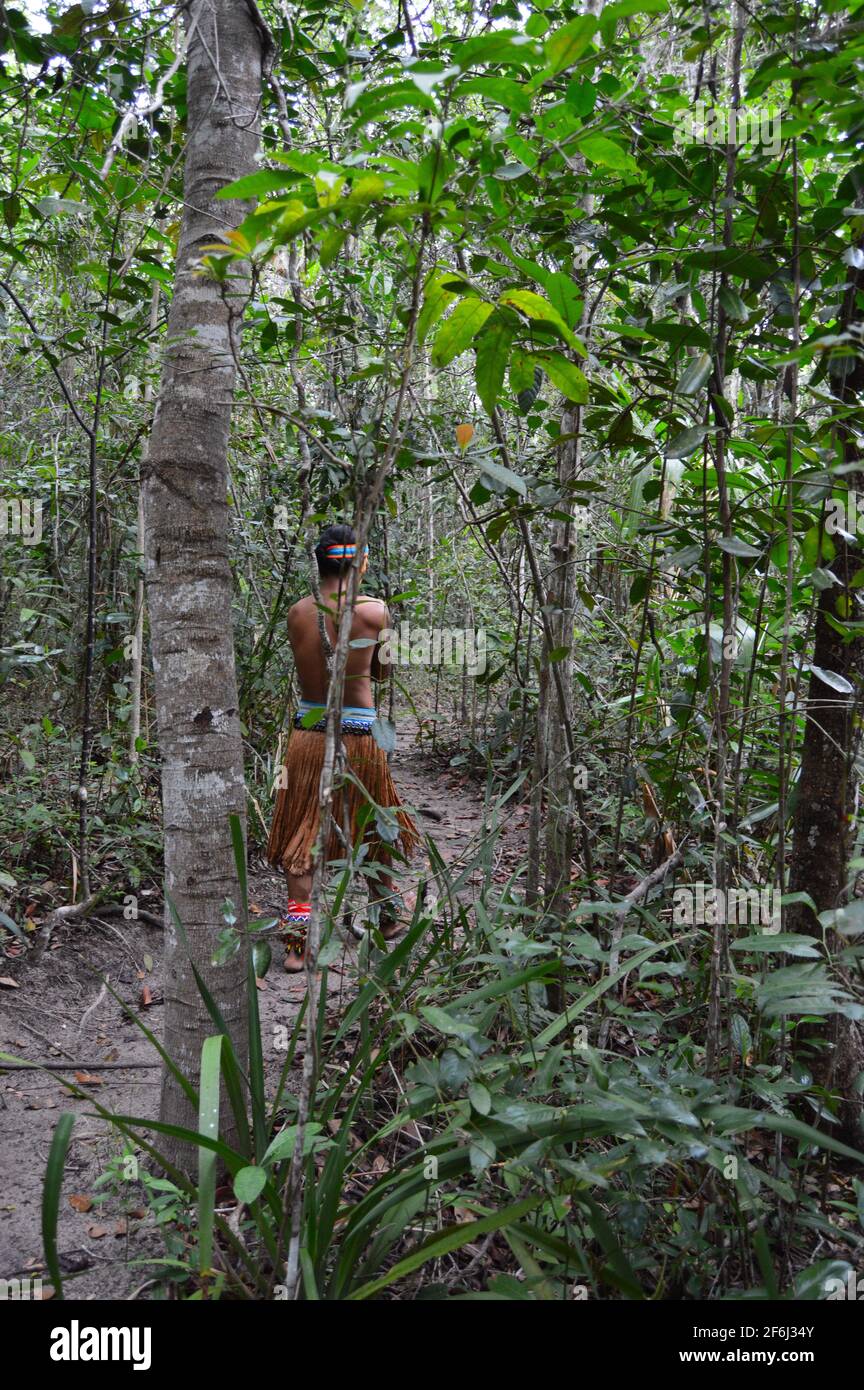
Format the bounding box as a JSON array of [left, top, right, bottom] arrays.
[[544, 16, 599, 75], [370, 716, 397, 753], [263, 1122, 324, 1165], [431, 298, 494, 367], [455, 31, 542, 71], [510, 347, 536, 398], [300, 706, 326, 728], [349, 1195, 545, 1300], [666, 425, 709, 458], [420, 1005, 479, 1038], [759, 1113, 864, 1166], [478, 458, 527, 496], [801, 524, 835, 569], [43, 1112, 76, 1300], [475, 320, 514, 415], [676, 351, 713, 396], [731, 933, 821, 957], [198, 1034, 223, 1275], [498, 289, 580, 350], [719, 285, 749, 322], [216, 170, 297, 200], [574, 135, 635, 172], [526, 934, 696, 1054], [320, 228, 347, 268], [546, 272, 583, 329], [534, 351, 588, 403], [234, 1165, 267, 1205], [455, 77, 532, 116], [469, 1082, 492, 1116], [3, 195, 21, 230], [604, 0, 670, 20], [717, 535, 761, 558]]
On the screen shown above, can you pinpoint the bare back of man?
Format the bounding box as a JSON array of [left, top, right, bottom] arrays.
[[287, 592, 388, 709]]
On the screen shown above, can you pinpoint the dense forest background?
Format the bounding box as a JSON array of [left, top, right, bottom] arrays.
[[3, 0, 864, 1303]]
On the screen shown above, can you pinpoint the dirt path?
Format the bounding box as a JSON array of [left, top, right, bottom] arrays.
[[0, 724, 520, 1299]]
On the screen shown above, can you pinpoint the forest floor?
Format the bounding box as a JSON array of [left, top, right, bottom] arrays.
[[0, 722, 529, 1299]]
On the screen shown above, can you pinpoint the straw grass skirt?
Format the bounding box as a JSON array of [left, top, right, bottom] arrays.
[[266, 728, 419, 876]]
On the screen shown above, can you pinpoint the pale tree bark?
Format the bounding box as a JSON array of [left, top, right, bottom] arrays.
[[129, 280, 160, 765], [142, 0, 270, 1159]]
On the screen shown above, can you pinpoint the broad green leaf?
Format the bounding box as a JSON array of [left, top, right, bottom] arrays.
[[478, 457, 528, 496], [455, 31, 542, 70], [676, 352, 713, 395], [498, 289, 581, 350], [534, 351, 588, 403], [719, 285, 749, 322], [417, 272, 459, 346], [419, 1005, 479, 1038], [544, 16, 599, 74], [475, 319, 514, 415], [216, 170, 297, 200], [510, 347, 536, 397], [717, 535, 761, 559], [455, 77, 532, 115], [801, 524, 835, 568], [546, 272, 583, 329], [731, 933, 821, 957], [666, 425, 709, 458], [431, 298, 494, 367], [574, 135, 636, 172], [234, 1165, 267, 1205]]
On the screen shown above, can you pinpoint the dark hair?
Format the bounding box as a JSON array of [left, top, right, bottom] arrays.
[[315, 523, 357, 577]]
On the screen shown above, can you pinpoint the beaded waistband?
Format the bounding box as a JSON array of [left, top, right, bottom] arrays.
[[294, 702, 377, 736]]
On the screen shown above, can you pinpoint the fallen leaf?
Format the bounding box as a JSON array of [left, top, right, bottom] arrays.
[[140, 985, 153, 1007], [74, 1072, 103, 1086], [69, 1194, 93, 1213], [86, 1224, 110, 1239], [0, 976, 20, 989]]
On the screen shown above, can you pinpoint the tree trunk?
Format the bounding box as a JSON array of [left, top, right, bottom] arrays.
[[787, 232, 864, 1142], [129, 281, 160, 766], [143, 0, 268, 1161], [542, 409, 581, 920]]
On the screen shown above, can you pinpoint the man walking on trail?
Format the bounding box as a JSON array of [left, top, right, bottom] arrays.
[[267, 524, 419, 971]]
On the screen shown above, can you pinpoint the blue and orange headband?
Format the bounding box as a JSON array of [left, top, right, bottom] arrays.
[[325, 543, 369, 558]]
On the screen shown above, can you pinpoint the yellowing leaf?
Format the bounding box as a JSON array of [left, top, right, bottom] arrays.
[[499, 289, 583, 352], [456, 423, 475, 449]]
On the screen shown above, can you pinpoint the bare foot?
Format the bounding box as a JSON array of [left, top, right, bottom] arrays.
[[284, 945, 306, 973], [379, 888, 417, 941]]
